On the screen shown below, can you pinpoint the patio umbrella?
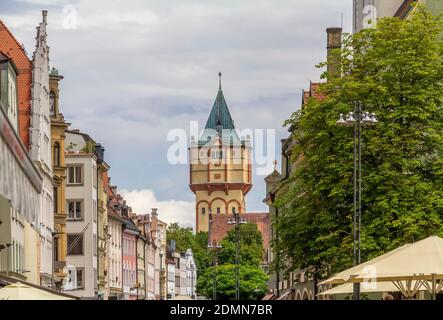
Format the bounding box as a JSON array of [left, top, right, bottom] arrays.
[[319, 243, 411, 285], [318, 280, 429, 297], [170, 295, 194, 300], [347, 236, 443, 298], [0, 282, 74, 300], [320, 236, 443, 299]]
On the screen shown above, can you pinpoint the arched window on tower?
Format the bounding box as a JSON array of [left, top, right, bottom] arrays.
[[53, 142, 61, 167]]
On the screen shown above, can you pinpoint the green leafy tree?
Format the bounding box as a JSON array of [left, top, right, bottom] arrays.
[[197, 264, 268, 300], [197, 223, 268, 299], [275, 6, 443, 279], [166, 223, 210, 289], [218, 224, 264, 266], [166, 223, 194, 252]]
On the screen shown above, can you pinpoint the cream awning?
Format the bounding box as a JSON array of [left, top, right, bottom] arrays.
[[318, 280, 428, 296], [319, 236, 443, 298], [349, 236, 443, 283], [319, 243, 411, 285], [0, 282, 74, 300], [170, 295, 194, 300]]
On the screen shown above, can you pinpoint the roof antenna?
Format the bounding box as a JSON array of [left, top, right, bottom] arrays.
[[341, 12, 344, 29], [218, 72, 222, 91]]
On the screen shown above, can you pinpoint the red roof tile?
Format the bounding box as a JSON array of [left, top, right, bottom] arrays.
[[209, 212, 270, 253], [0, 20, 32, 148]]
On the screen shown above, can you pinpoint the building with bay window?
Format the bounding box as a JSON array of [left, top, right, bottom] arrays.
[[107, 185, 124, 300], [64, 129, 101, 298], [28, 11, 55, 288], [0, 14, 47, 287], [0, 89, 43, 286]]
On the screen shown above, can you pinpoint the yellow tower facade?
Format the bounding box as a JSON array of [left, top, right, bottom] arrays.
[[49, 67, 70, 286], [190, 74, 252, 233]]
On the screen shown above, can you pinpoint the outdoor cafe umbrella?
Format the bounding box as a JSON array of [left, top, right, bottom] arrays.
[[347, 236, 443, 298], [320, 236, 443, 299], [170, 295, 194, 300], [319, 243, 411, 285], [0, 282, 74, 300], [318, 280, 429, 297]]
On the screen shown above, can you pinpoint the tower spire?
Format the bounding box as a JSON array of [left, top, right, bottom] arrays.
[[218, 72, 222, 91]]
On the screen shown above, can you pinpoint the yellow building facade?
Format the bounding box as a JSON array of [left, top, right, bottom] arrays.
[[189, 74, 252, 233], [97, 161, 110, 299], [49, 68, 70, 286]]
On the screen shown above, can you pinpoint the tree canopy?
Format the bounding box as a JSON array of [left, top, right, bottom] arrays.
[[166, 223, 210, 274], [275, 7, 443, 279], [197, 223, 268, 299], [197, 264, 268, 300]]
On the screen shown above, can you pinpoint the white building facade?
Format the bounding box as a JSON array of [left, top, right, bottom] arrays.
[[63, 130, 98, 298], [180, 253, 187, 297], [107, 211, 123, 299], [146, 239, 156, 300], [155, 219, 167, 300], [29, 10, 54, 288], [167, 261, 175, 299], [185, 249, 197, 298]]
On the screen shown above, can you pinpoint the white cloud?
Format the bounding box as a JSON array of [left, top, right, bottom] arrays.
[[3, 0, 353, 213], [120, 189, 195, 230]]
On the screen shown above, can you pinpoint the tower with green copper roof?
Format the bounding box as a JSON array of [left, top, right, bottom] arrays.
[[190, 73, 252, 233], [198, 72, 242, 147]]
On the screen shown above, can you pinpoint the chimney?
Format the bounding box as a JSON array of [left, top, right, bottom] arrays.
[[151, 208, 158, 217], [326, 27, 342, 81]]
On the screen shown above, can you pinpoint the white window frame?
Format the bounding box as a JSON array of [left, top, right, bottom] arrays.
[[67, 165, 83, 185], [67, 200, 83, 221]]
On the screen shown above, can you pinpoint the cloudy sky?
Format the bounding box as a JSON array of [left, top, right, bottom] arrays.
[[2, 0, 352, 229]]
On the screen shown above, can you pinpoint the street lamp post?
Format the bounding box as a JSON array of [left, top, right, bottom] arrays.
[[337, 104, 377, 300], [227, 213, 247, 300], [207, 241, 222, 300]]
